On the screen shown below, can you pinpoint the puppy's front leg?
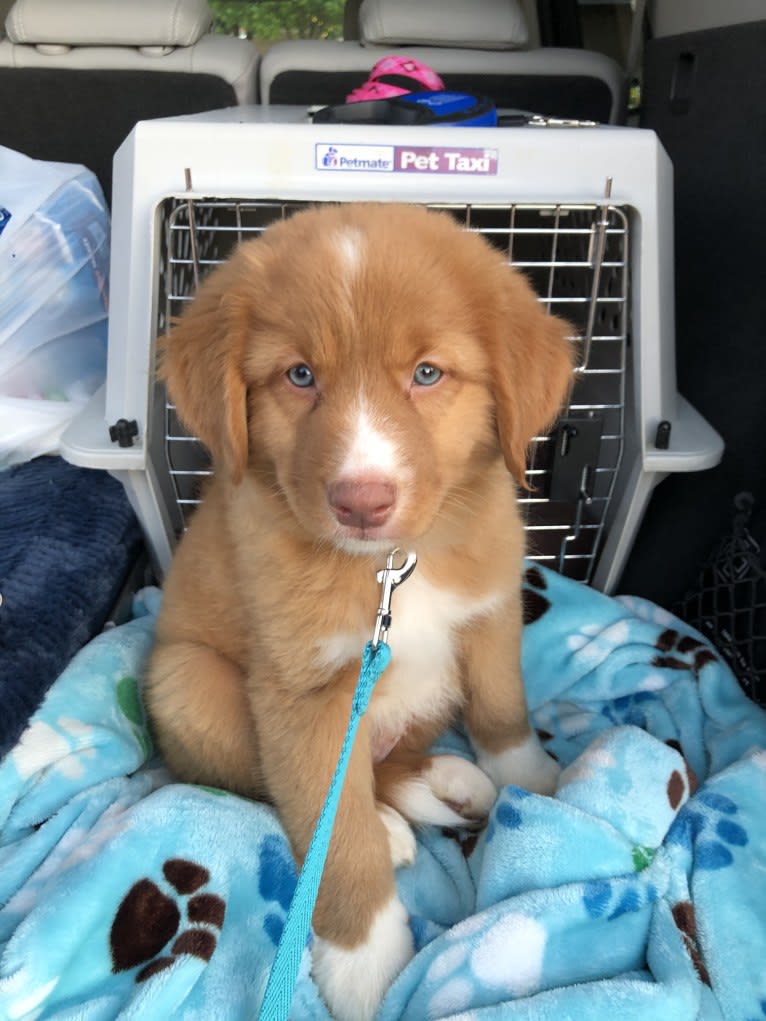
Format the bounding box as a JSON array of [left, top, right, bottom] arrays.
[[461, 601, 560, 796], [253, 679, 413, 1021]]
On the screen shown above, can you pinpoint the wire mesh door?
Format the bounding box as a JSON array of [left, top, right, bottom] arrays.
[[153, 198, 629, 583]]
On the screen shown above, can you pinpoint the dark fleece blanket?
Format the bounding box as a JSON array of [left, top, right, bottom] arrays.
[[0, 455, 143, 757]]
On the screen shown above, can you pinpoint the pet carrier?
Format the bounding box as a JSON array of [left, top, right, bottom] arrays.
[[61, 106, 722, 591]]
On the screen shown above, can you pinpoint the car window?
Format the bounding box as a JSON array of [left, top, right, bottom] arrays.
[[208, 0, 345, 49]]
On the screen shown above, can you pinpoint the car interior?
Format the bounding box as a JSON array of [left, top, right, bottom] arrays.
[[1, 0, 764, 1016]]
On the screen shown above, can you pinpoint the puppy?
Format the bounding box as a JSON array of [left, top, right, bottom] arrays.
[[145, 203, 574, 1020]]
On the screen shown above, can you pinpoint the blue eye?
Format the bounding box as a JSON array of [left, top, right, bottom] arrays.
[[287, 364, 315, 388], [413, 363, 443, 387]]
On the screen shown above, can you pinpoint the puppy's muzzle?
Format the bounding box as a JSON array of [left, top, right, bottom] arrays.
[[327, 478, 397, 530]]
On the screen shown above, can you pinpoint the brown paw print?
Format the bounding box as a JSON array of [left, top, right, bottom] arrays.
[[665, 738, 699, 807], [671, 900, 711, 986], [523, 566, 552, 626], [110, 858, 226, 982], [652, 629, 718, 676]]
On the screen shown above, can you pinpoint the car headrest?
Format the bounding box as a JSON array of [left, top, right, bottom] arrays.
[[5, 0, 213, 50], [358, 0, 529, 51]]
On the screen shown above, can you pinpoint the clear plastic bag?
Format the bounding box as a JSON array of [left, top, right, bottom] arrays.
[[0, 147, 109, 468]]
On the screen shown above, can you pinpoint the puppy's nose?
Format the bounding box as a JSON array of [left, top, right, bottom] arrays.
[[328, 479, 397, 529]]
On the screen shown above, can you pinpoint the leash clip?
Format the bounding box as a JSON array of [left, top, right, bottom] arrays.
[[372, 548, 417, 649]]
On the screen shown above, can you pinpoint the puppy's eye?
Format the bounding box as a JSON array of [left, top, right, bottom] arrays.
[[286, 364, 315, 389], [413, 363, 443, 387]]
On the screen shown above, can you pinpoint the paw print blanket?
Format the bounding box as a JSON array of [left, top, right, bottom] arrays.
[[1, 568, 765, 1020]]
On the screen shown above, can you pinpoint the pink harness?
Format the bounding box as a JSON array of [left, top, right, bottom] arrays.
[[346, 55, 445, 103]]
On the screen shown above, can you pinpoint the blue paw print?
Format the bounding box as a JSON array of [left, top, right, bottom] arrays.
[[486, 787, 531, 843], [602, 691, 658, 729], [744, 997, 766, 1021], [409, 914, 436, 952], [258, 834, 297, 945], [583, 876, 657, 920], [667, 790, 748, 870]]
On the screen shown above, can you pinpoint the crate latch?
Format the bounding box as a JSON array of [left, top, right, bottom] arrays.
[[109, 418, 139, 448], [549, 415, 603, 504]]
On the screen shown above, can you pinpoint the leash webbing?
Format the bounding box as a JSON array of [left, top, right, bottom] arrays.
[[257, 639, 392, 1021]]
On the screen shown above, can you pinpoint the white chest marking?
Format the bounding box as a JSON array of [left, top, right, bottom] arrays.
[[315, 573, 503, 746]]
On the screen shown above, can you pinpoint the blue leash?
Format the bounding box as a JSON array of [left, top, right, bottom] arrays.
[[257, 550, 417, 1021]]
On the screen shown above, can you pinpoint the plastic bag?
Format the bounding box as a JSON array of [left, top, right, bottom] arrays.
[[0, 146, 109, 468]]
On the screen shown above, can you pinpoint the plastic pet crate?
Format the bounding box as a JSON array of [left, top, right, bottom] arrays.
[[61, 107, 723, 592]]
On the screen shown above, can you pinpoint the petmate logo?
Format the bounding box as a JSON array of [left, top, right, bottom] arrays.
[[320, 145, 340, 168], [316, 143, 395, 172]]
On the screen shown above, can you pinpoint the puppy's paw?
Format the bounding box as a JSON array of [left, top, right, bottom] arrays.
[[477, 732, 560, 796], [391, 754, 497, 829], [312, 895, 413, 1021], [377, 802, 417, 868], [425, 755, 497, 824]]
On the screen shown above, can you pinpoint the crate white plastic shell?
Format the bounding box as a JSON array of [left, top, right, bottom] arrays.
[[61, 106, 723, 592]]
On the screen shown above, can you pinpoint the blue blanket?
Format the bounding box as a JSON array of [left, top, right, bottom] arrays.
[[1, 566, 765, 1020], [0, 455, 143, 758]]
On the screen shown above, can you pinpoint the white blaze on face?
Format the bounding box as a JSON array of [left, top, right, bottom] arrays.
[[331, 401, 409, 554], [336, 226, 364, 272], [339, 400, 400, 480], [333, 225, 365, 308]]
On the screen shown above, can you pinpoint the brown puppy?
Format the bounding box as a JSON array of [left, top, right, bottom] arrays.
[[145, 203, 574, 1020]]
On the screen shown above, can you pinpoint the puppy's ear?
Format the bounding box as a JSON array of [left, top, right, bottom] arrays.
[[159, 257, 250, 484], [490, 270, 576, 488]]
